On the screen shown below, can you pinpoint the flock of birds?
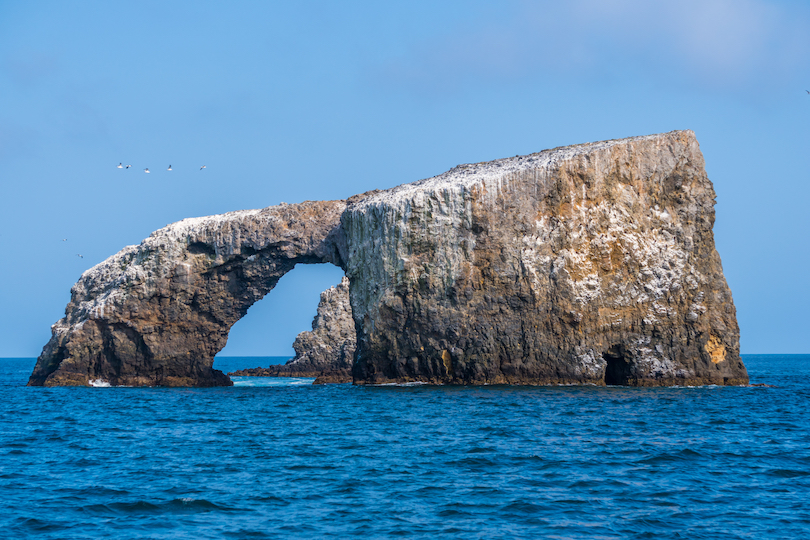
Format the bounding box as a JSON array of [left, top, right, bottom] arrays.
[[117, 163, 206, 172], [64, 163, 211, 257]]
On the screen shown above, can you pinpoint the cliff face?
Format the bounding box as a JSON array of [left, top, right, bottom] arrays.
[[228, 276, 355, 382], [30, 130, 746, 387], [29, 200, 346, 387], [341, 130, 746, 385]]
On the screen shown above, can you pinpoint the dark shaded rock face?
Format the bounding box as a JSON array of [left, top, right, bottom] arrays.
[[228, 276, 355, 383], [29, 201, 347, 387], [31, 130, 747, 387], [341, 130, 747, 386]]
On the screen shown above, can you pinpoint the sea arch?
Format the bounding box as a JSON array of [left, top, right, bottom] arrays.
[[28, 200, 348, 387]]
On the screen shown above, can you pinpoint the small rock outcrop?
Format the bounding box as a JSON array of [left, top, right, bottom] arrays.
[[30, 130, 748, 387], [29, 200, 346, 387], [228, 276, 355, 382]]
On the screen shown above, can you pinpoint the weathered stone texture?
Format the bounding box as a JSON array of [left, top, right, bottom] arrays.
[[341, 130, 746, 386], [29, 200, 346, 387]]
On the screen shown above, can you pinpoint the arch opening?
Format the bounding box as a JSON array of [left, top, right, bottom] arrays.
[[215, 263, 347, 369]]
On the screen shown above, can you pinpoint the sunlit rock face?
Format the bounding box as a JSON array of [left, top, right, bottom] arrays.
[[28, 200, 347, 387], [341, 130, 747, 386]]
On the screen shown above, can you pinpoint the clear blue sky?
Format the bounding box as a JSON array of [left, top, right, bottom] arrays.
[[1, 0, 808, 357]]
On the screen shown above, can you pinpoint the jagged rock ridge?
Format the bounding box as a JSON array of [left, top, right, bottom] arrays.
[[30, 130, 747, 387]]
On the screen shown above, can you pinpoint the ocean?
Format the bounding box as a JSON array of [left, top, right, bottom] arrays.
[[1, 355, 808, 539]]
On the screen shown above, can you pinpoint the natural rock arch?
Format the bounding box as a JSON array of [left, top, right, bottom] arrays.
[[31, 131, 750, 388], [29, 200, 348, 387]]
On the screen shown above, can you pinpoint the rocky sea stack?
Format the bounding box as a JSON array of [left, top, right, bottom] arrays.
[[29, 130, 747, 387]]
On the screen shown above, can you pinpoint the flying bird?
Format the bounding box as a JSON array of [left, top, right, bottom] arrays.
[[167, 165, 172, 171], [77, 254, 83, 258], [200, 165, 206, 170], [125, 164, 132, 169], [144, 168, 150, 173], [62, 239, 67, 242], [117, 163, 123, 168]]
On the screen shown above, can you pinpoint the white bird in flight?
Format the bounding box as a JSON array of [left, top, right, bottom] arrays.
[[144, 168, 150, 173], [125, 164, 132, 169], [200, 165, 206, 170], [117, 163, 123, 168], [77, 254, 83, 258], [167, 165, 172, 171]]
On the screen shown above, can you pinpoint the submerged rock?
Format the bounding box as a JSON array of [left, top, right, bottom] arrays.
[[30, 130, 747, 387]]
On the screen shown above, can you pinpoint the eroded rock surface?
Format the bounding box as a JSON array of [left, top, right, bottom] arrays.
[[228, 276, 355, 382], [342, 130, 747, 386], [31, 130, 747, 388], [29, 200, 346, 387]]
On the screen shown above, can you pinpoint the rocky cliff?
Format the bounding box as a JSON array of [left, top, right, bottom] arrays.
[[29, 200, 346, 387], [341, 130, 746, 386], [30, 130, 747, 387], [228, 276, 355, 382]]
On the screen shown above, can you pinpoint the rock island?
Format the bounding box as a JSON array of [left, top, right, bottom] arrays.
[[29, 130, 748, 387]]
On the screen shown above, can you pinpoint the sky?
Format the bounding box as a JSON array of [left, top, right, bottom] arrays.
[[0, 0, 808, 357]]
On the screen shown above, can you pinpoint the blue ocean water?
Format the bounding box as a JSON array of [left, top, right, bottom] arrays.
[[1, 355, 808, 539]]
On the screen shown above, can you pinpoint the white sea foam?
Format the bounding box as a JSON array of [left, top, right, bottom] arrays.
[[370, 381, 429, 387], [89, 379, 111, 387], [663, 384, 722, 389], [231, 377, 315, 387]]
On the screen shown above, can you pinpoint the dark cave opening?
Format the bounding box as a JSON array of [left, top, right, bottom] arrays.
[[604, 346, 633, 386]]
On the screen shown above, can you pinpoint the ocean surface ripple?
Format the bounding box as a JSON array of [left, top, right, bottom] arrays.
[[1, 355, 809, 539]]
